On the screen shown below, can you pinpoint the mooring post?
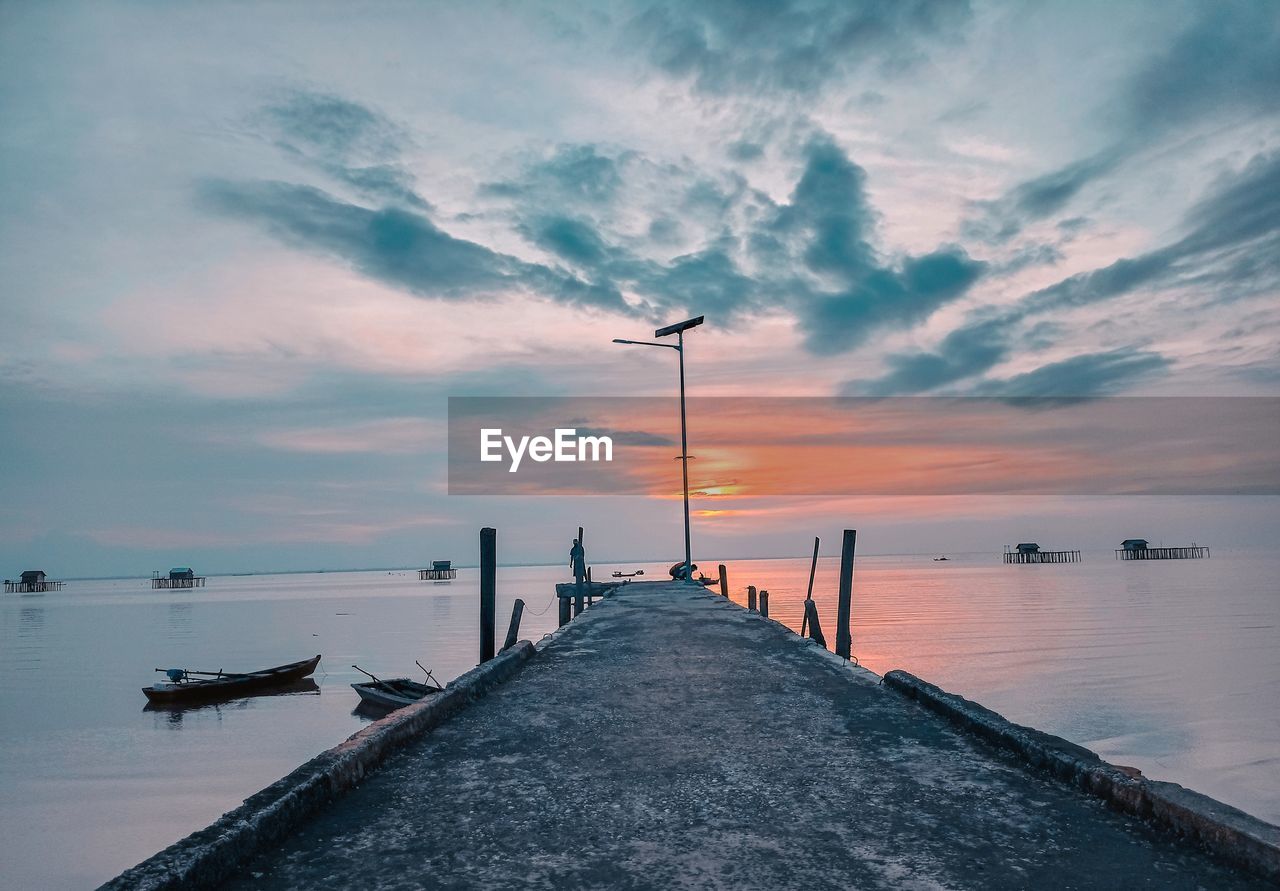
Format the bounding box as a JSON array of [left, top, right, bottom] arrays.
[[480, 527, 496, 663], [747, 585, 757, 611], [759, 589, 769, 618], [804, 599, 826, 647], [558, 595, 571, 628], [835, 529, 856, 660], [502, 598, 525, 651], [718, 563, 728, 598], [802, 535, 820, 637]]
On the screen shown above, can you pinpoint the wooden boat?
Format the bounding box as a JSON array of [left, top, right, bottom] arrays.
[[612, 570, 644, 578], [351, 677, 443, 710], [142, 655, 321, 704]]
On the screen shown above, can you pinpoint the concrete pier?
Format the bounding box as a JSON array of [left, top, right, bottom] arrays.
[[205, 581, 1266, 889]]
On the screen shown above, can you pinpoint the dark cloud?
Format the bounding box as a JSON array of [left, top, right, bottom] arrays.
[[727, 140, 764, 161], [483, 144, 628, 206], [1027, 149, 1280, 313], [971, 348, 1169, 398], [849, 148, 1279, 397], [1120, 3, 1280, 134], [629, 0, 972, 95], [261, 90, 429, 210], [965, 5, 1280, 243], [200, 180, 627, 311], [963, 152, 1117, 244], [850, 318, 1011, 395]]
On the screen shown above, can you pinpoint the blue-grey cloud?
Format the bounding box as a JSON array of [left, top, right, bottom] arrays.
[[850, 318, 1012, 395], [629, 0, 972, 95], [261, 90, 430, 210], [965, 5, 1280, 243], [483, 144, 629, 207], [847, 148, 1279, 396], [200, 179, 627, 311], [971, 348, 1169, 398]]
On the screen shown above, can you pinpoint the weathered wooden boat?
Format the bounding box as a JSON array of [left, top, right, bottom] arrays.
[[612, 569, 644, 578], [142, 655, 321, 704], [351, 677, 443, 710]]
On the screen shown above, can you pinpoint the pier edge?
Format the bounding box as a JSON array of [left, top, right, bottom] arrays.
[[883, 669, 1280, 883], [99, 641, 537, 891]]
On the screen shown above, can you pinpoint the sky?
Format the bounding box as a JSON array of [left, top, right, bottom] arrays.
[[1, 1, 1278, 575]]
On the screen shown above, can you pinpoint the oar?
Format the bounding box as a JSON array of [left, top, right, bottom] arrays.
[[352, 664, 401, 696], [415, 661, 441, 690], [154, 668, 249, 679]]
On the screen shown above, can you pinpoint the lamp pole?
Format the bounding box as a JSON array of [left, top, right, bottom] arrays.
[[613, 315, 703, 581]]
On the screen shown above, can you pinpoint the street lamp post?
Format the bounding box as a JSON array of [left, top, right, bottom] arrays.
[[613, 315, 704, 582]]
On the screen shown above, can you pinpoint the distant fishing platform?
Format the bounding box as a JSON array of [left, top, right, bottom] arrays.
[[105, 532, 1276, 890], [1003, 542, 1081, 563]]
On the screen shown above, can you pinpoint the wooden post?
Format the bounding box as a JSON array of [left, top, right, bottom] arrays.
[[747, 585, 757, 611], [558, 595, 571, 628], [759, 589, 769, 618], [835, 529, 856, 660], [480, 527, 496, 663], [717, 563, 728, 598], [503, 598, 525, 651], [804, 599, 826, 647], [802, 536, 819, 637], [586, 566, 594, 606]]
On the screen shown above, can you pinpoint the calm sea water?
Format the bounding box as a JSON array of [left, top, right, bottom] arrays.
[[1, 552, 1276, 888]]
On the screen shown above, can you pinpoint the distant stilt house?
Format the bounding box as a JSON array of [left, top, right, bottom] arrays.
[[1115, 539, 1209, 560], [419, 559, 456, 581], [151, 567, 206, 589], [1003, 542, 1081, 564], [4, 570, 64, 593]]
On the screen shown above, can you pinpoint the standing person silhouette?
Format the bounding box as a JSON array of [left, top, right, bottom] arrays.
[[569, 538, 586, 582], [569, 538, 587, 616]]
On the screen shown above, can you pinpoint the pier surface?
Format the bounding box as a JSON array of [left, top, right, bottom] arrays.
[[224, 581, 1258, 890]]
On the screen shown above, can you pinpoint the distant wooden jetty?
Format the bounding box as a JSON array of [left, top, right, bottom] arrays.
[[419, 560, 456, 580], [1115, 539, 1209, 560], [1003, 543, 1081, 564], [151, 568, 206, 589], [4, 570, 63, 593]]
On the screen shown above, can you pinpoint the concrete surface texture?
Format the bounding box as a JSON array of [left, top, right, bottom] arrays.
[[224, 582, 1264, 890]]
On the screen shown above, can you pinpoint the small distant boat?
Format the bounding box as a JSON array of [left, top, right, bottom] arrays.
[[142, 655, 321, 704], [934, 556, 950, 561], [612, 570, 644, 578]]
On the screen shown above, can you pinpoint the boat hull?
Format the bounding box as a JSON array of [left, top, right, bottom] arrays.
[[142, 655, 321, 704], [351, 678, 441, 711]]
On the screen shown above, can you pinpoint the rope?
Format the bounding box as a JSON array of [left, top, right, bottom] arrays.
[[522, 596, 558, 617]]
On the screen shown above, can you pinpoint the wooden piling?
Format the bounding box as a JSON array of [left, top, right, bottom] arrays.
[[718, 564, 728, 598], [835, 529, 856, 660], [804, 599, 826, 648], [802, 536, 819, 638], [480, 527, 496, 663], [502, 598, 525, 651], [758, 589, 769, 618], [558, 596, 571, 628], [747, 585, 757, 611]]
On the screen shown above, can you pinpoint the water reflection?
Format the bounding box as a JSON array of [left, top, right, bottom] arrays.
[[166, 601, 193, 639], [143, 679, 321, 720]]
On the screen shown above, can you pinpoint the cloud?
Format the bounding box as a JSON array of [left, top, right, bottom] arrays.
[[851, 318, 1012, 395], [259, 89, 430, 209], [965, 5, 1280, 243], [628, 0, 973, 95], [1026, 149, 1280, 313], [200, 179, 629, 310], [483, 144, 629, 207], [963, 152, 1118, 243], [971, 348, 1169, 398], [849, 148, 1280, 396]]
